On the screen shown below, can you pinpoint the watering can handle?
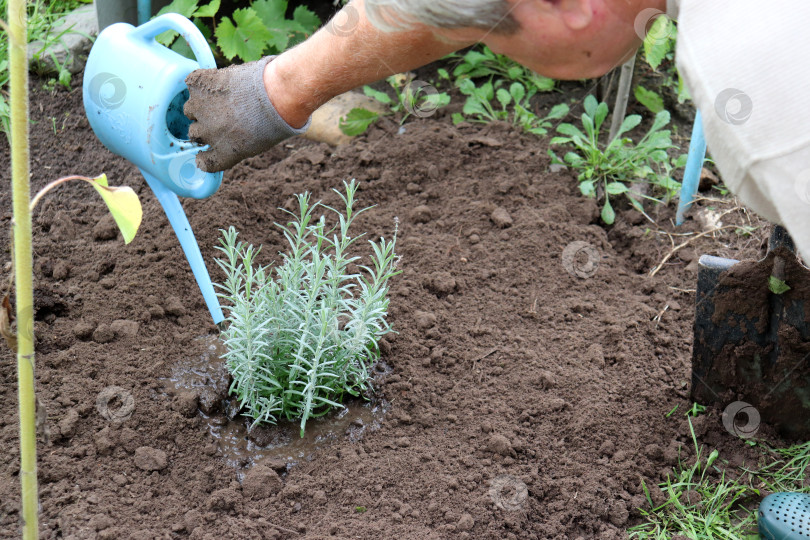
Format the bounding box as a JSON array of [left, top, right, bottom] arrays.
[[132, 13, 217, 70]]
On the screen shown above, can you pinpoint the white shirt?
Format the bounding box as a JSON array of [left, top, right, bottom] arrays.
[[669, 0, 810, 260]]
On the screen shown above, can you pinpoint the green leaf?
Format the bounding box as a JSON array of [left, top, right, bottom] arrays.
[[650, 109, 671, 133], [628, 196, 645, 214], [339, 108, 379, 136], [216, 8, 273, 62], [362, 86, 392, 105], [768, 276, 791, 295], [252, 0, 298, 51], [480, 81, 494, 101], [556, 123, 586, 141], [170, 37, 195, 60], [461, 50, 487, 68], [593, 101, 609, 131], [605, 182, 629, 195], [452, 64, 473, 77], [546, 103, 569, 120], [581, 113, 595, 139], [509, 82, 525, 104], [677, 73, 691, 103], [564, 152, 584, 166], [462, 98, 489, 117], [292, 5, 320, 34], [156, 0, 199, 18], [643, 16, 674, 70], [496, 88, 511, 109], [193, 0, 220, 17], [583, 95, 598, 118], [251, 0, 287, 23], [579, 180, 596, 198], [528, 73, 555, 92], [89, 174, 143, 244], [426, 93, 451, 109], [616, 114, 642, 138], [154, 0, 198, 45], [507, 66, 523, 80], [601, 197, 615, 224], [456, 78, 475, 95], [634, 85, 665, 113], [645, 130, 674, 149], [155, 30, 179, 48], [437, 68, 449, 80], [451, 112, 465, 125]]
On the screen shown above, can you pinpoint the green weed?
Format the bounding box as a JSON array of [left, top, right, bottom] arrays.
[[448, 45, 555, 93], [631, 417, 810, 539], [550, 95, 684, 224], [443, 45, 566, 134], [0, 0, 87, 140], [452, 78, 568, 136], [339, 74, 451, 136], [629, 418, 759, 539], [635, 16, 689, 114]]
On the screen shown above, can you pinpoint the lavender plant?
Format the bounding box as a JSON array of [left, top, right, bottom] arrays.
[[215, 180, 399, 437]]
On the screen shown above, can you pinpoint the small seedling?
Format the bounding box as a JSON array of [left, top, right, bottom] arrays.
[[449, 45, 556, 93], [550, 95, 683, 224], [685, 402, 707, 417], [339, 74, 451, 136], [768, 276, 790, 295], [453, 78, 568, 136], [216, 180, 399, 437]]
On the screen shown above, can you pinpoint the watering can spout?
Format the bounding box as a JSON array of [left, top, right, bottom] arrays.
[[83, 14, 226, 325], [142, 170, 224, 325]]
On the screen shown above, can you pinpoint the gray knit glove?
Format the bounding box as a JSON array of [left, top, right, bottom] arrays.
[[184, 56, 310, 172]]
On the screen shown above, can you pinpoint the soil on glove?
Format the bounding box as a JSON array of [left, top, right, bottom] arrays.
[[0, 73, 787, 539]]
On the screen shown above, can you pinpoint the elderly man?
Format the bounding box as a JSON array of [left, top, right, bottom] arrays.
[[184, 1, 810, 537]]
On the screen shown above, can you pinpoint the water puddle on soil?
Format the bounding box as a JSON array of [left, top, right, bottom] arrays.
[[162, 335, 389, 478]]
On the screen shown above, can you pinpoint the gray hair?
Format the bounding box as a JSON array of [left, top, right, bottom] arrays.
[[363, 0, 518, 34]]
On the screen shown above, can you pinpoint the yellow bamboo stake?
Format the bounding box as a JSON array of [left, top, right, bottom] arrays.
[[8, 0, 40, 536]]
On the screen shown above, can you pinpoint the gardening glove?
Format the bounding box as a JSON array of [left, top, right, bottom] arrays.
[[184, 56, 310, 173]]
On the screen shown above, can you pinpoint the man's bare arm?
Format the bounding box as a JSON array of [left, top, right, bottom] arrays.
[[265, 0, 473, 128]]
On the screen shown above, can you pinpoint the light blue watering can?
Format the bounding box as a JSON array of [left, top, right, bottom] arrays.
[[83, 13, 224, 325]]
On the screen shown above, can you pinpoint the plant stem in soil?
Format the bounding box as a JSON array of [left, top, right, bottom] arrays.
[[9, 0, 40, 536]]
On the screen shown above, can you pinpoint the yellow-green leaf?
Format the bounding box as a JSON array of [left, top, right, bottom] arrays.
[[88, 174, 142, 244]]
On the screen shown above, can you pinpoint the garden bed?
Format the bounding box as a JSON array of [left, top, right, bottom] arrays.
[[0, 72, 784, 539]]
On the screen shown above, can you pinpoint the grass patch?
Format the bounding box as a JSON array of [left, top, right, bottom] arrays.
[[629, 417, 810, 539], [1, 0, 89, 138]]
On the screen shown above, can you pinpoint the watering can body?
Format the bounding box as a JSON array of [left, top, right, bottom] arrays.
[[83, 13, 222, 199], [83, 14, 225, 324]]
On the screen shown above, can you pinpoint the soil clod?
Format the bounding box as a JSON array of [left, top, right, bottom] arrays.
[[134, 446, 168, 471]]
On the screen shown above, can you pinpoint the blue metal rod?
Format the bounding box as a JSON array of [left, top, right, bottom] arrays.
[[137, 0, 151, 25], [676, 110, 707, 225]]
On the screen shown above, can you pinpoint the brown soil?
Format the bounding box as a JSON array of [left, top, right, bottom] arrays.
[[0, 73, 790, 539]]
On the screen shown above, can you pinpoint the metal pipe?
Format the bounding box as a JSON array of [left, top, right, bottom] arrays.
[[138, 0, 152, 24]]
